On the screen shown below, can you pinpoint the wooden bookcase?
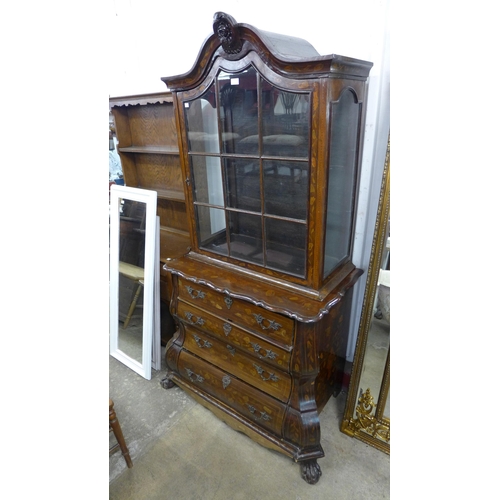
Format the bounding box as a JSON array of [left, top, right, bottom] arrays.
[[109, 92, 191, 342]]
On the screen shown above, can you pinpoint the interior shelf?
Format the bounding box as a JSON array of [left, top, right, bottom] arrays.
[[119, 145, 180, 155], [156, 188, 185, 202]]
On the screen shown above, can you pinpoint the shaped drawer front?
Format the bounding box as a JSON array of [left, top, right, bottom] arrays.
[[183, 325, 291, 403], [177, 300, 291, 371], [178, 350, 286, 436], [178, 277, 294, 348]]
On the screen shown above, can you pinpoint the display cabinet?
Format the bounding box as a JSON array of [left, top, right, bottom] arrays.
[[161, 12, 372, 484]]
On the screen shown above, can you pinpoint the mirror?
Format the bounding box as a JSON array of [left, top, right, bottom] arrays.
[[341, 137, 390, 453], [109, 185, 158, 380]]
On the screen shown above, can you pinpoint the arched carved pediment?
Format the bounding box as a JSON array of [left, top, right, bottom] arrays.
[[162, 12, 372, 92]]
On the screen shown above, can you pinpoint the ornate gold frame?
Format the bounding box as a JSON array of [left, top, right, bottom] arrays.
[[341, 137, 390, 454]]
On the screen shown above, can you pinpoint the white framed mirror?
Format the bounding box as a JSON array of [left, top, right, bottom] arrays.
[[152, 216, 161, 371], [109, 185, 158, 380]]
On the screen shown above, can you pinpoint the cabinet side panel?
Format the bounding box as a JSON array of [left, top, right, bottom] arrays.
[[283, 322, 321, 452], [117, 153, 139, 186], [315, 286, 354, 411], [112, 108, 133, 147], [112, 108, 138, 185], [308, 82, 326, 290]]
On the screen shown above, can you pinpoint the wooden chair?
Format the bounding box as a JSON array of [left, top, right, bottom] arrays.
[[109, 398, 133, 468]]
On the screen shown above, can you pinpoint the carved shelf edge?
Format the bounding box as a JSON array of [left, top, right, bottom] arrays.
[[109, 91, 174, 108], [163, 256, 362, 324]]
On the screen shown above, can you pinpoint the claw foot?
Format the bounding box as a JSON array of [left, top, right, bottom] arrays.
[[160, 375, 175, 389], [300, 459, 322, 485]]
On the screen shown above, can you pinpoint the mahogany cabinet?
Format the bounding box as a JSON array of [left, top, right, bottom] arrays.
[[160, 12, 372, 483]]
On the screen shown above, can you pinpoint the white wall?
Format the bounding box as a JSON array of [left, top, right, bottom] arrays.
[[108, 0, 390, 360], [108, 0, 388, 97]]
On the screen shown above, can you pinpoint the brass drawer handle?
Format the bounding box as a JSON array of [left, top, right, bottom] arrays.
[[226, 345, 236, 356], [185, 368, 204, 383], [253, 363, 279, 382], [223, 323, 232, 336], [222, 375, 231, 389], [193, 334, 212, 349], [250, 342, 278, 361], [186, 286, 206, 300], [184, 311, 205, 326], [253, 313, 281, 331], [247, 404, 271, 421]]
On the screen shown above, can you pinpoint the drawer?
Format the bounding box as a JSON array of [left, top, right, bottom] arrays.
[[177, 300, 291, 371], [178, 349, 286, 436], [183, 325, 291, 403], [177, 277, 294, 347]]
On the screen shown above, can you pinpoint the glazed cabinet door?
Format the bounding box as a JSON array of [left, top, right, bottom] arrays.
[[181, 64, 312, 280]]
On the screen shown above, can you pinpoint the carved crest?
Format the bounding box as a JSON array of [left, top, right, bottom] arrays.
[[213, 12, 242, 55]]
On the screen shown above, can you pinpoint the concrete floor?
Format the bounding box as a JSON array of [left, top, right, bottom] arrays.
[[109, 351, 389, 499]]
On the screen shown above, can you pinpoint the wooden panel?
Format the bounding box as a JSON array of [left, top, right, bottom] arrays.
[[112, 107, 133, 147], [159, 276, 170, 303], [126, 103, 178, 148], [159, 228, 190, 261], [127, 153, 183, 193], [315, 287, 353, 407], [177, 349, 286, 436], [116, 152, 139, 186], [157, 198, 188, 231], [177, 300, 290, 371], [183, 325, 291, 402]]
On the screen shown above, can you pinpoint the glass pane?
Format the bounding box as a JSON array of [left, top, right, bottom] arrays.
[[118, 199, 146, 363], [191, 155, 224, 206], [227, 211, 263, 265], [323, 90, 360, 278], [262, 87, 309, 158], [184, 82, 219, 154], [218, 68, 259, 154], [224, 158, 261, 213], [196, 205, 227, 255], [263, 160, 308, 220], [264, 218, 306, 277]]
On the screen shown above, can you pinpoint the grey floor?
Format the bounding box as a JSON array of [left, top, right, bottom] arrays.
[[109, 345, 390, 499]]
